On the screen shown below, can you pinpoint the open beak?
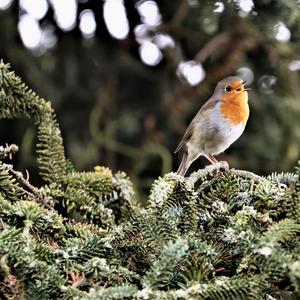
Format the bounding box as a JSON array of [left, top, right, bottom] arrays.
[[241, 81, 251, 91]]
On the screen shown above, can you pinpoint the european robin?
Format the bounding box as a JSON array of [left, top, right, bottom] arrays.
[[175, 76, 250, 176]]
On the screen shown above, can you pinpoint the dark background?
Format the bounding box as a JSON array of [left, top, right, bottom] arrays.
[[1, 0, 300, 200]]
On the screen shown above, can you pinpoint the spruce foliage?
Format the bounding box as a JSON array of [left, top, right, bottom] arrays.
[[1, 61, 300, 299]]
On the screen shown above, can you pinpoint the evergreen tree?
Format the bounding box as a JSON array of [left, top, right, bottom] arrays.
[[1, 0, 300, 199], [1, 61, 300, 299]]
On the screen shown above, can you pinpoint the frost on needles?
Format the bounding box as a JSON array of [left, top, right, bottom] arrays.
[[1, 61, 300, 299]]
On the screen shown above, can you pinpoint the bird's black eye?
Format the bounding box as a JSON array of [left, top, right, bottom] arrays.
[[225, 86, 232, 92]]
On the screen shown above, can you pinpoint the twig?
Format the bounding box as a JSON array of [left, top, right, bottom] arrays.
[[68, 272, 86, 288], [3, 164, 39, 194], [228, 169, 268, 183], [186, 161, 229, 187], [2, 164, 54, 209], [0, 144, 18, 159], [194, 32, 232, 63], [169, 0, 190, 28], [186, 162, 268, 188]]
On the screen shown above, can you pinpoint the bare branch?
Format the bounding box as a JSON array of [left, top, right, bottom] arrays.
[[194, 32, 232, 63], [170, 0, 190, 28], [2, 164, 54, 209]]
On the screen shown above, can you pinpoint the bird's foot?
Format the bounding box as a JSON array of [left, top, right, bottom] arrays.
[[218, 161, 229, 171]]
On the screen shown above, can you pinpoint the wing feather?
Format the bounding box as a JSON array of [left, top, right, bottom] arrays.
[[174, 97, 219, 153]]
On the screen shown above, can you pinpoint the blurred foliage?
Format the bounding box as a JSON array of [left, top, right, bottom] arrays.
[[1, 0, 300, 201]]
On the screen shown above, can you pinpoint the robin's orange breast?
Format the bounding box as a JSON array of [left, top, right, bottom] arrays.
[[220, 92, 249, 126]]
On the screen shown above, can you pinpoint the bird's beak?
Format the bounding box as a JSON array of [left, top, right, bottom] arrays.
[[241, 80, 251, 91]]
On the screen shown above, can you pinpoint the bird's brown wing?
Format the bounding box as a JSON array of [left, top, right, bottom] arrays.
[[174, 97, 219, 153], [174, 122, 194, 153]]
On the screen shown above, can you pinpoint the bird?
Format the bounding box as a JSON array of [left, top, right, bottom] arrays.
[[175, 76, 250, 176]]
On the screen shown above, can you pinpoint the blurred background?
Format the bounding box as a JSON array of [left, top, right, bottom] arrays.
[[1, 0, 300, 200]]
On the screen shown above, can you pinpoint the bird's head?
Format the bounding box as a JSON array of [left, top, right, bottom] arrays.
[[214, 76, 250, 101]]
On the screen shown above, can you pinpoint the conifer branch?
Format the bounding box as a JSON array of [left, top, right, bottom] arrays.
[[0, 61, 67, 184], [186, 162, 268, 188], [0, 61, 300, 299], [0, 144, 18, 159], [2, 163, 54, 208], [228, 168, 269, 183]]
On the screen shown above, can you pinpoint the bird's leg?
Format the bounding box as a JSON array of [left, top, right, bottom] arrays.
[[208, 155, 230, 169], [203, 153, 217, 164], [208, 154, 219, 163], [220, 161, 229, 169], [205, 154, 230, 176]]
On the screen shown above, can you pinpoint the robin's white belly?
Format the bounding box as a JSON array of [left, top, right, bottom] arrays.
[[196, 106, 246, 155], [204, 122, 245, 155]]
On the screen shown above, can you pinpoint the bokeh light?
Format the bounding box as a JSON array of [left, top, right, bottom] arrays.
[[214, 2, 224, 13], [79, 9, 96, 38], [136, 0, 161, 26], [103, 0, 129, 40], [289, 60, 300, 71], [187, 0, 199, 7], [139, 42, 162, 66], [0, 0, 13, 10], [259, 75, 277, 94], [20, 0, 48, 20], [50, 0, 77, 31], [18, 14, 41, 49], [153, 34, 175, 49], [177, 61, 206, 86], [274, 22, 291, 42], [236, 0, 254, 15], [237, 67, 255, 85], [40, 26, 57, 49], [134, 24, 152, 44]]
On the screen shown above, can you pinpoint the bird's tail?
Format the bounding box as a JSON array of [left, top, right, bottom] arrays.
[[177, 151, 189, 176]]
